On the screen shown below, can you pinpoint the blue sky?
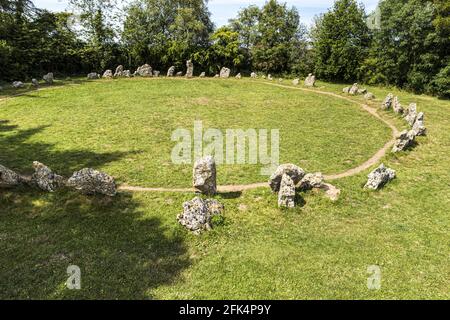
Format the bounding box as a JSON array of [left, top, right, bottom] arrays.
[[34, 0, 380, 27]]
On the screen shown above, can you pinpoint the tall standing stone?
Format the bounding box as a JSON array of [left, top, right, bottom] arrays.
[[186, 60, 194, 78], [382, 93, 394, 110], [193, 156, 217, 195], [43, 72, 54, 84], [103, 70, 113, 78], [304, 73, 316, 87], [412, 112, 427, 136], [269, 164, 305, 192], [114, 65, 124, 77], [167, 66, 175, 77], [220, 67, 230, 78], [404, 103, 418, 126], [278, 174, 296, 208], [393, 96, 404, 114]]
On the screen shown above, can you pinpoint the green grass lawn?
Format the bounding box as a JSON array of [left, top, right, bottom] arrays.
[[0, 78, 449, 299]]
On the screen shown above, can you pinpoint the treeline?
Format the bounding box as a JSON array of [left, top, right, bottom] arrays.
[[0, 0, 448, 98]]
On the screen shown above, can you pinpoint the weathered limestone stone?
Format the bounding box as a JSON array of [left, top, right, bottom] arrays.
[[31, 79, 39, 87], [349, 83, 360, 95], [392, 130, 416, 153], [292, 78, 300, 86], [364, 92, 375, 100], [393, 96, 404, 114], [278, 174, 296, 208], [298, 173, 325, 191], [114, 65, 124, 77], [12, 81, 24, 88], [220, 67, 230, 78], [43, 73, 54, 84], [269, 164, 305, 192], [304, 73, 316, 87], [102, 70, 113, 78], [167, 66, 175, 77], [364, 164, 396, 190], [137, 64, 152, 77], [321, 183, 341, 201], [177, 197, 224, 234], [342, 87, 350, 94], [382, 93, 394, 110], [31, 161, 65, 192], [87, 72, 100, 79], [235, 73, 242, 79], [67, 168, 116, 196], [199, 72, 206, 78], [412, 112, 427, 136], [193, 156, 217, 195], [0, 164, 22, 187], [186, 60, 194, 78], [123, 70, 131, 77], [404, 103, 418, 126], [176, 71, 183, 77], [153, 70, 160, 77], [251, 72, 257, 78], [267, 74, 273, 81]]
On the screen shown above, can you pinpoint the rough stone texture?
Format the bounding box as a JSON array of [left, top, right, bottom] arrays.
[[357, 88, 367, 95], [251, 72, 257, 78], [114, 65, 124, 77], [199, 72, 206, 78], [167, 66, 175, 77], [123, 70, 131, 77], [12, 81, 24, 88], [87, 72, 100, 79], [137, 64, 152, 77], [304, 73, 316, 87], [292, 78, 299, 85], [392, 130, 416, 153], [342, 87, 350, 94], [321, 183, 341, 201], [298, 173, 325, 191], [177, 197, 224, 234], [193, 156, 217, 195], [102, 70, 113, 78], [404, 103, 418, 126], [269, 164, 306, 192], [349, 83, 360, 95], [220, 67, 230, 78], [364, 164, 396, 190], [31, 79, 39, 87], [412, 112, 427, 136], [267, 74, 273, 81], [364, 92, 375, 100], [186, 60, 194, 78], [235, 73, 242, 79], [43, 72, 54, 84], [31, 161, 65, 192], [278, 174, 296, 208], [0, 164, 22, 187], [393, 96, 404, 114], [176, 71, 183, 77], [382, 93, 394, 110], [67, 168, 116, 196]]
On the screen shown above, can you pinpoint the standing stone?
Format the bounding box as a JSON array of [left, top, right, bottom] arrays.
[[382, 93, 394, 110], [31, 79, 39, 87], [392, 130, 416, 153], [364, 164, 396, 190], [278, 174, 296, 208], [292, 78, 300, 86], [114, 65, 124, 77], [176, 71, 183, 77], [364, 92, 375, 100], [102, 70, 113, 78], [298, 173, 325, 191], [412, 112, 427, 136], [43, 73, 54, 84], [269, 164, 305, 192], [153, 70, 160, 77], [304, 73, 316, 87], [67, 168, 116, 196], [0, 164, 23, 187], [87, 72, 100, 79], [267, 74, 273, 81], [251, 72, 257, 78], [12, 81, 24, 88], [199, 72, 206, 78], [31, 161, 65, 192], [393, 96, 404, 114], [404, 103, 418, 126], [342, 87, 350, 94], [177, 197, 224, 234], [220, 67, 231, 78], [349, 83, 360, 95], [193, 156, 217, 195], [123, 70, 131, 77], [235, 73, 242, 79], [186, 60, 194, 78], [167, 66, 175, 77], [137, 64, 152, 77]]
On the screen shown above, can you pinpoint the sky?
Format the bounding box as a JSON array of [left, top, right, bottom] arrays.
[[34, 0, 380, 27]]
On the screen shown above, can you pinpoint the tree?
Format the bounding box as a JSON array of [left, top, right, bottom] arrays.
[[312, 0, 370, 82]]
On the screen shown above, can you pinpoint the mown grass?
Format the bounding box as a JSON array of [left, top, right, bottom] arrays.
[[0, 78, 448, 299]]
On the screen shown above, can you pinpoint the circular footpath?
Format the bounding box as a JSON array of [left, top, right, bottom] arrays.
[[0, 80, 400, 194]]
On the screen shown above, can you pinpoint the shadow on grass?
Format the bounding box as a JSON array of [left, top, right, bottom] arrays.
[[0, 121, 190, 299], [0, 79, 92, 99]]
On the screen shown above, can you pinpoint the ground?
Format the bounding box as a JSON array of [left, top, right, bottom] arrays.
[[0, 77, 448, 299]]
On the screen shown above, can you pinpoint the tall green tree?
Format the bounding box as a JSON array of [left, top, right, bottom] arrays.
[[312, 0, 370, 82]]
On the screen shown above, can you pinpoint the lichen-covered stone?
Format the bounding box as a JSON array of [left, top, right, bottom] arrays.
[[278, 174, 296, 208], [304, 74, 316, 87], [123, 70, 131, 77], [167, 66, 175, 77], [343, 87, 350, 94], [43, 73, 54, 84], [12, 81, 24, 88], [251, 72, 257, 78], [364, 164, 396, 190], [349, 83, 360, 95], [382, 93, 394, 110], [136, 64, 152, 77], [114, 65, 124, 77], [0, 164, 22, 187], [177, 197, 224, 234], [364, 92, 375, 100], [393, 96, 404, 114], [392, 130, 416, 153], [412, 112, 427, 136], [298, 172, 325, 191], [67, 168, 116, 196], [186, 60, 194, 78], [404, 103, 418, 126], [292, 78, 299, 85], [102, 70, 113, 78], [87, 72, 100, 79], [31, 161, 65, 192], [193, 156, 217, 195], [220, 67, 230, 78], [269, 164, 305, 192]]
